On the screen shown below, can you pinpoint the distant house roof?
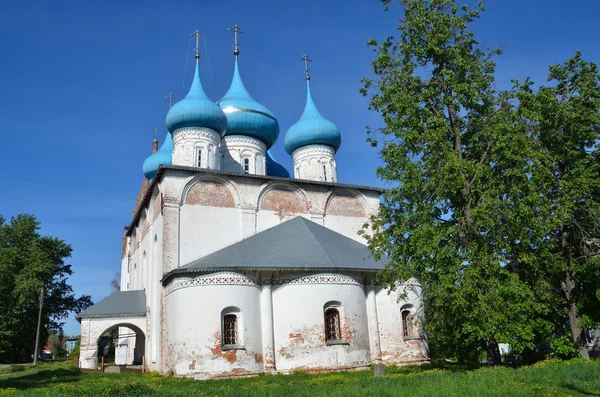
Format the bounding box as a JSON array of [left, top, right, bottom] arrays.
[[77, 290, 146, 320], [163, 216, 387, 282]]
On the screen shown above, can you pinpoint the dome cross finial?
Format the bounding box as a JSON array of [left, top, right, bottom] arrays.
[[300, 54, 312, 81], [228, 24, 244, 58], [165, 92, 177, 109], [190, 29, 204, 60]]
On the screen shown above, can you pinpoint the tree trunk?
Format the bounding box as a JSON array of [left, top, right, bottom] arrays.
[[486, 339, 502, 365], [562, 271, 590, 360]]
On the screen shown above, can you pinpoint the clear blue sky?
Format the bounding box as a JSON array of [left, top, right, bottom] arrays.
[[0, 0, 598, 336]]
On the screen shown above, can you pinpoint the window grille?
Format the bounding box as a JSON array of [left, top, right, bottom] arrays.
[[402, 310, 413, 337], [324, 308, 341, 341], [223, 314, 238, 345], [323, 164, 327, 181], [244, 158, 250, 173]]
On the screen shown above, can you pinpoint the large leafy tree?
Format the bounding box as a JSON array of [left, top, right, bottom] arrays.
[[0, 214, 92, 362], [515, 53, 600, 359], [361, 0, 550, 363]]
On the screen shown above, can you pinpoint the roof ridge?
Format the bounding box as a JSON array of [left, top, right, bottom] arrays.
[[299, 217, 333, 266]]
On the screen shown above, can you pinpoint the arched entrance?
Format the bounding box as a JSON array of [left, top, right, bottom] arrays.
[[98, 323, 145, 366], [78, 316, 146, 370]]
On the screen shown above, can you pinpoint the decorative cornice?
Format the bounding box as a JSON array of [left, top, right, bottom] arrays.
[[292, 144, 335, 160], [164, 271, 363, 295], [223, 135, 267, 150], [173, 127, 221, 142]]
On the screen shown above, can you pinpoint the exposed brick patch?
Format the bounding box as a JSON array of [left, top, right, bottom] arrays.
[[152, 193, 162, 221], [326, 193, 366, 217], [185, 181, 235, 207], [261, 189, 308, 214]]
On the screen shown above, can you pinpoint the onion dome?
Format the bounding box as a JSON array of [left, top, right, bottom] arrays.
[[217, 60, 279, 148], [142, 133, 173, 180], [284, 81, 341, 155], [266, 150, 290, 178], [165, 61, 226, 135]]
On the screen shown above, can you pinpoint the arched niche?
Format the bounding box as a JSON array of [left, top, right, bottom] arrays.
[[325, 189, 368, 217], [257, 183, 309, 214], [182, 176, 239, 208]]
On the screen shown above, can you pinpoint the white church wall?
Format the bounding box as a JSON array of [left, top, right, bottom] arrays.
[[375, 282, 429, 364], [178, 176, 243, 265], [164, 275, 263, 378], [271, 273, 371, 372]]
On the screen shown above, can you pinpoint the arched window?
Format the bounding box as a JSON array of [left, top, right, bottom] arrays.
[[243, 158, 250, 174], [402, 310, 413, 337], [221, 307, 244, 349], [196, 149, 203, 168], [324, 308, 341, 341], [223, 314, 238, 345]]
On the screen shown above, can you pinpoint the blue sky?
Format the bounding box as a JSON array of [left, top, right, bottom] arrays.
[[0, 0, 598, 336]]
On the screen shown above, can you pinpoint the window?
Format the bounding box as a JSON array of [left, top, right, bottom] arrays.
[[223, 314, 238, 345], [324, 308, 341, 341], [323, 164, 328, 181], [196, 149, 202, 168], [402, 310, 413, 337], [243, 158, 250, 174]]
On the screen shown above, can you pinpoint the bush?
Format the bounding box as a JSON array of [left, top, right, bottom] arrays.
[[549, 336, 580, 360]]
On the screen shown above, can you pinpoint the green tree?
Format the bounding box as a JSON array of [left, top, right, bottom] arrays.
[[0, 214, 92, 362], [361, 0, 550, 363], [515, 53, 600, 359]]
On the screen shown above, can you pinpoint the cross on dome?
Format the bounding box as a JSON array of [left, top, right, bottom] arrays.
[[228, 24, 244, 57]]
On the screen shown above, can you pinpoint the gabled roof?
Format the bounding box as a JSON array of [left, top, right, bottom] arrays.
[[77, 290, 146, 320], [164, 217, 387, 282]]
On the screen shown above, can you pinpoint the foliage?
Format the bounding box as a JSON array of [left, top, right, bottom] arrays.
[[361, 0, 550, 363], [513, 53, 600, 359], [0, 360, 599, 396], [0, 214, 92, 362], [47, 332, 67, 359], [549, 336, 580, 360], [110, 272, 121, 292]]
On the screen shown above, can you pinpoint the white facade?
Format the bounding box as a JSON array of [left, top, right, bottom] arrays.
[[292, 144, 337, 182], [220, 135, 267, 175], [172, 127, 221, 170], [77, 167, 429, 377]]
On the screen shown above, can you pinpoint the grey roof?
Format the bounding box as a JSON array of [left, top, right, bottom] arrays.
[[164, 217, 388, 281], [77, 290, 146, 320], [127, 165, 384, 235]]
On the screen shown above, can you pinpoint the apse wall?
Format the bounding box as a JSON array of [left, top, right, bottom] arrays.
[[163, 274, 263, 378], [271, 272, 371, 372]]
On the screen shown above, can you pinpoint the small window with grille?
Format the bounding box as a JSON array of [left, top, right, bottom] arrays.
[[323, 164, 328, 181], [223, 314, 238, 345], [244, 158, 250, 173], [324, 308, 341, 341], [402, 310, 413, 337]]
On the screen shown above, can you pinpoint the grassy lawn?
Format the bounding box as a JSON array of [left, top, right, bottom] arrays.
[[0, 360, 599, 396]]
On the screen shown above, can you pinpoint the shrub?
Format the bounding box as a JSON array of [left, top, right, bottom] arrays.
[[549, 336, 580, 360]]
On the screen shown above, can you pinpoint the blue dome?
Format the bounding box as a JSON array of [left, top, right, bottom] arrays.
[[217, 60, 279, 148], [266, 150, 290, 178], [166, 61, 227, 135], [284, 82, 341, 155], [142, 133, 173, 180]]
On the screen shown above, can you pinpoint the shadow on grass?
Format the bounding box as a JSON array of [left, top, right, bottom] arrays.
[[0, 367, 85, 390], [562, 383, 600, 396], [384, 359, 481, 375]]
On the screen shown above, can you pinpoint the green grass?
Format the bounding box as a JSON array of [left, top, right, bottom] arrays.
[[0, 360, 599, 396]]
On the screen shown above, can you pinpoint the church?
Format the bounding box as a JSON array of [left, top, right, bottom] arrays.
[[77, 27, 429, 378]]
